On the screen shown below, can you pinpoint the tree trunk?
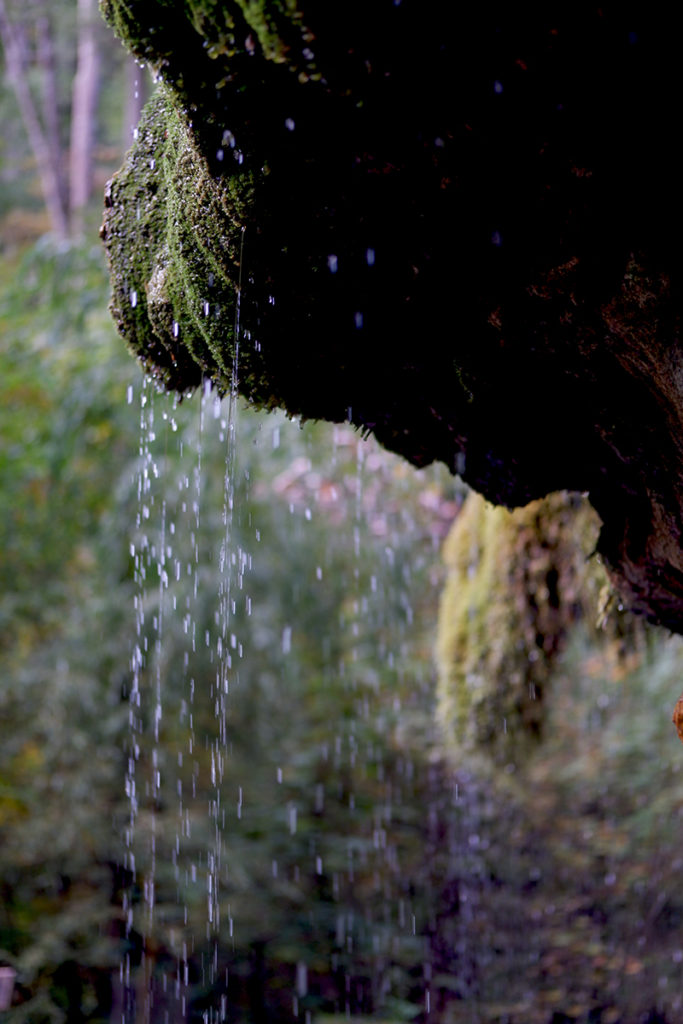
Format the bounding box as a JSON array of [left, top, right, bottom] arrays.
[[0, 0, 69, 239], [35, 12, 68, 219], [69, 0, 100, 236]]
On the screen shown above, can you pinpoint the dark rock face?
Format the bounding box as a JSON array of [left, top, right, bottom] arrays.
[[100, 3, 683, 632]]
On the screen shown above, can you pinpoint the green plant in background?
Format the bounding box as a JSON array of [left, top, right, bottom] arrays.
[[0, 240, 138, 1021]]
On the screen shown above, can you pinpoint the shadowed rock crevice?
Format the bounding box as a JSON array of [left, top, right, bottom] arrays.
[[100, 3, 683, 632]]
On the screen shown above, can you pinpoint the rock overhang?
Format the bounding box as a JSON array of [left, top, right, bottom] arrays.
[[99, 3, 683, 632]]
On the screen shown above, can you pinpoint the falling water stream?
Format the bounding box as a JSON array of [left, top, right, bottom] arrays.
[[118, 356, 499, 1022], [119, 379, 610, 1024]]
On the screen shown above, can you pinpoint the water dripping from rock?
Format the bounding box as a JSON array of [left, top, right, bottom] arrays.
[[122, 368, 527, 1021]]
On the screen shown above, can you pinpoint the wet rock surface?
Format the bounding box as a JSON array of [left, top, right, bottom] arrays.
[[100, 4, 683, 632]]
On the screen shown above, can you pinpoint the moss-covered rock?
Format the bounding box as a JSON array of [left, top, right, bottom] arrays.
[[100, 4, 683, 634], [101, 88, 273, 398], [436, 492, 641, 759]]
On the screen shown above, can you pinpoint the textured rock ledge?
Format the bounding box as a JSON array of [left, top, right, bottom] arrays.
[[100, 4, 683, 633]]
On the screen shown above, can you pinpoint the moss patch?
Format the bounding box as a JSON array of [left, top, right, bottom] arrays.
[[435, 491, 640, 761], [101, 87, 278, 401]]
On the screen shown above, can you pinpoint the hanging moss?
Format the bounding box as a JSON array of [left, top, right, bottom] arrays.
[[435, 491, 639, 761]]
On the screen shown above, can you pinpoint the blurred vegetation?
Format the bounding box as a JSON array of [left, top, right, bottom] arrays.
[[0, 239, 138, 1021], [3, 6, 683, 1024]]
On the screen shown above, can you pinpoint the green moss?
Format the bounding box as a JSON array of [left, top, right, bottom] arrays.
[[436, 491, 612, 761], [101, 91, 181, 389], [99, 0, 322, 406], [233, 0, 307, 63], [99, 1, 179, 68], [102, 87, 276, 399], [100, 0, 311, 80], [185, 1, 236, 37]]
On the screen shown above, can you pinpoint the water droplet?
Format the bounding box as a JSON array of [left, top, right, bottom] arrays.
[[285, 117, 296, 131], [327, 254, 338, 273]]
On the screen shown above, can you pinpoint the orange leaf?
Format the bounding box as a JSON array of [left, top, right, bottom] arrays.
[[672, 693, 683, 742]]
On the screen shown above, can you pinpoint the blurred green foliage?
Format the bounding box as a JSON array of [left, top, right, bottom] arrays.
[[0, 239, 138, 1021]]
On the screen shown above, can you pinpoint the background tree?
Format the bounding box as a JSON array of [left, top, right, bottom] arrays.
[[0, 0, 133, 241], [68, 0, 99, 235], [0, 0, 70, 237]]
